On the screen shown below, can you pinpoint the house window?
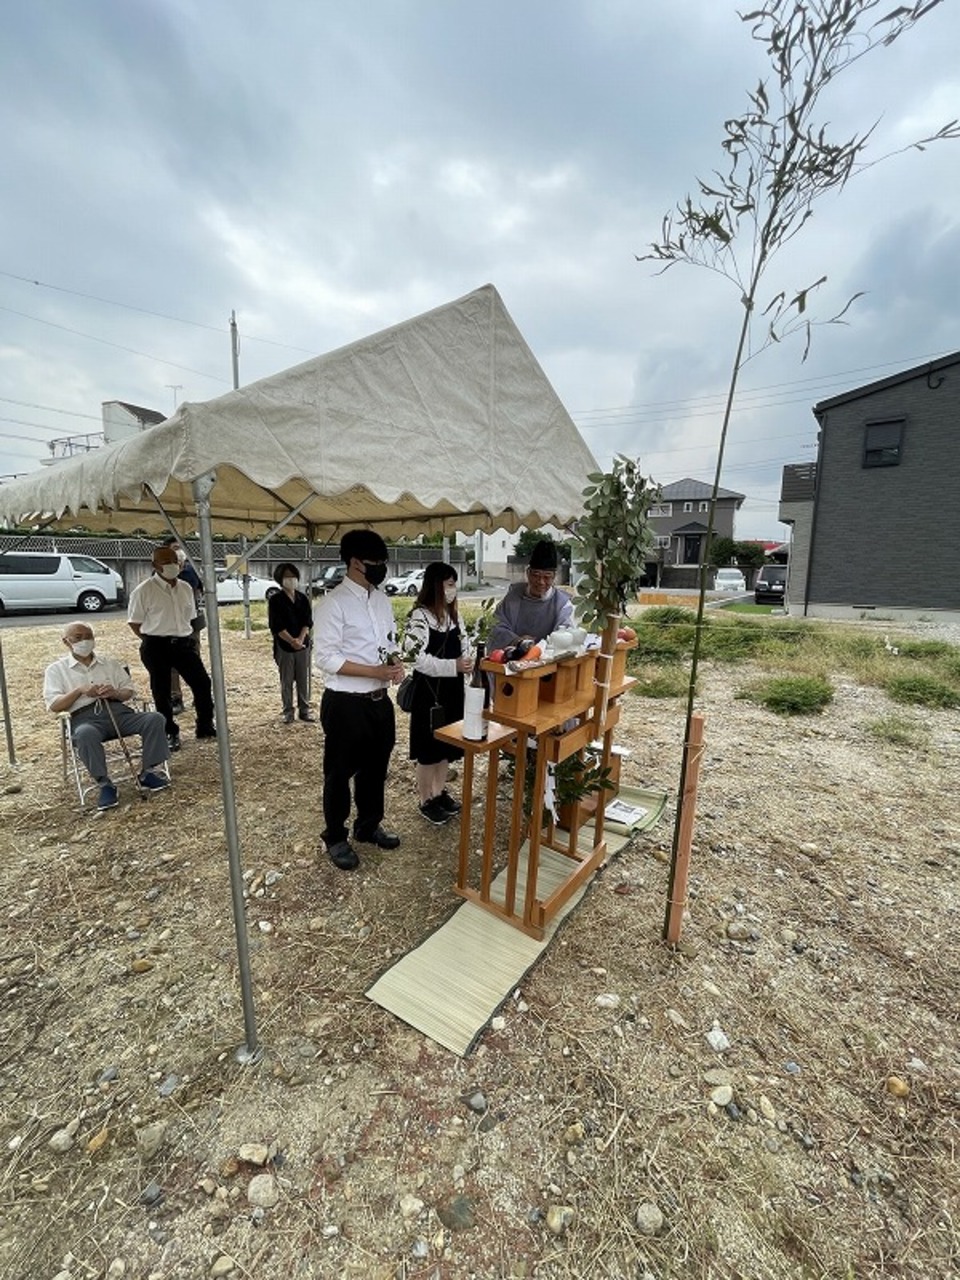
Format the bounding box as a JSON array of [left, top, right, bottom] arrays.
[[699, 501, 709, 512], [863, 418, 904, 468], [683, 501, 693, 512], [648, 503, 672, 518], [655, 536, 672, 549]]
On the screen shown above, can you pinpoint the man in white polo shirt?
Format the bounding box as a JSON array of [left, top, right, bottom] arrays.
[[128, 544, 216, 751], [314, 529, 405, 870], [44, 622, 170, 811]]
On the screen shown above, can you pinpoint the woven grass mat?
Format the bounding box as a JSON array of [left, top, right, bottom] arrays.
[[366, 789, 667, 1055]]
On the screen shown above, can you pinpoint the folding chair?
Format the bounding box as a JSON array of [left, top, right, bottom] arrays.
[[59, 708, 171, 808]]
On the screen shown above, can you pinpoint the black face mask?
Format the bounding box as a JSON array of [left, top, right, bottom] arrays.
[[362, 561, 387, 587]]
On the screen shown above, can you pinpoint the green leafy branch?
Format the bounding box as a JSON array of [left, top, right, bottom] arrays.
[[573, 455, 659, 630]]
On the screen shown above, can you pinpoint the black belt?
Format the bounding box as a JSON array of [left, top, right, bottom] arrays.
[[142, 634, 192, 642], [328, 687, 387, 701]]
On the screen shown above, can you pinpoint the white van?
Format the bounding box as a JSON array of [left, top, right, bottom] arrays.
[[0, 550, 125, 614]]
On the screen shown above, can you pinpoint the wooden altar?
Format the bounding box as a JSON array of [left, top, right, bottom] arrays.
[[434, 635, 636, 940]]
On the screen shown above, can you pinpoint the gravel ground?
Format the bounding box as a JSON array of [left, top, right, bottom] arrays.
[[0, 613, 958, 1279]]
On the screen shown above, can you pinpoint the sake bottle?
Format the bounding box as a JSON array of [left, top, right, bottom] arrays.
[[462, 641, 488, 740]]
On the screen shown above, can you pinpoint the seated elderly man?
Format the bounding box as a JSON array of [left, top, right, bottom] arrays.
[[488, 539, 575, 654], [44, 622, 171, 811]]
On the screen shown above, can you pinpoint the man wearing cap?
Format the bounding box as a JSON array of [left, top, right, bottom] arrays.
[[313, 528, 405, 871], [488, 538, 575, 653]]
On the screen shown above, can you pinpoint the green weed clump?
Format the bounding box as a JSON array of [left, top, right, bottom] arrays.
[[737, 674, 834, 716], [935, 652, 960, 684], [631, 606, 701, 663], [865, 714, 931, 749], [700, 618, 765, 662], [630, 666, 692, 698], [884, 674, 960, 709], [890, 638, 954, 661]]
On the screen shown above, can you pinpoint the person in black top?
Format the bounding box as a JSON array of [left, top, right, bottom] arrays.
[[267, 562, 315, 723], [161, 534, 204, 715], [403, 562, 473, 825]]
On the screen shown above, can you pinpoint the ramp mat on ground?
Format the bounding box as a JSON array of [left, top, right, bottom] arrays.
[[366, 788, 667, 1055]]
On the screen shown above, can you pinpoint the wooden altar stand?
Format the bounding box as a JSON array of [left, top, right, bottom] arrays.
[[434, 639, 636, 940]]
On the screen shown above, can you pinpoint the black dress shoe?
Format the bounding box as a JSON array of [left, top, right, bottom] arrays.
[[196, 725, 217, 739], [353, 826, 401, 850], [327, 840, 359, 870], [167, 732, 181, 753]]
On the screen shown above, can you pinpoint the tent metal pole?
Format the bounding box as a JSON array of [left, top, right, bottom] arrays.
[[0, 639, 17, 766], [193, 471, 261, 1062]]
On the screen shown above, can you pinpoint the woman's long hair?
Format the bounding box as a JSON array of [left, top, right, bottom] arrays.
[[415, 561, 458, 625]]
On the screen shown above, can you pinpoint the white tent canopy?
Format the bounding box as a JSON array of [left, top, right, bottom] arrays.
[[0, 283, 598, 1060], [0, 284, 597, 536]]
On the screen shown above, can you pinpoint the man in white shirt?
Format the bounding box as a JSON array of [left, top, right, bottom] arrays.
[[128, 544, 216, 751], [314, 529, 405, 870], [44, 623, 171, 811]]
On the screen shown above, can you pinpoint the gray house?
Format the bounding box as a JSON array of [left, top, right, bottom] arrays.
[[779, 349, 960, 622], [646, 478, 745, 587]]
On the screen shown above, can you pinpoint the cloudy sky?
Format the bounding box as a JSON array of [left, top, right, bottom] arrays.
[[2, 0, 958, 539]]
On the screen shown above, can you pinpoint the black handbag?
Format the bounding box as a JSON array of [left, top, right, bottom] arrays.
[[396, 673, 416, 712]]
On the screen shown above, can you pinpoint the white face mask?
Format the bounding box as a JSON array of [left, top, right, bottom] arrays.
[[160, 562, 180, 580], [70, 639, 95, 657], [282, 577, 299, 591], [444, 585, 457, 604]]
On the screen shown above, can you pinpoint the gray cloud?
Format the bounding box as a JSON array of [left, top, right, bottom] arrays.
[[1, 0, 957, 535]]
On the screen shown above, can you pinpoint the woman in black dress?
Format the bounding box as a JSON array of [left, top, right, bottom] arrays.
[[403, 562, 473, 825]]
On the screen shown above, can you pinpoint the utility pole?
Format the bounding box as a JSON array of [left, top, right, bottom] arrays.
[[230, 311, 240, 390], [165, 384, 182, 411]]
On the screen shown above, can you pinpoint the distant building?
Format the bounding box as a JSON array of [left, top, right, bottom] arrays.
[[646, 478, 745, 587], [45, 400, 166, 465]]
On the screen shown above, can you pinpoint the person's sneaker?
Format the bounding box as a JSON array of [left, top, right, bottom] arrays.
[[97, 783, 119, 811], [167, 732, 181, 753], [139, 771, 170, 792], [418, 797, 449, 826], [436, 790, 461, 816], [282, 711, 294, 724], [196, 725, 217, 739], [326, 840, 359, 870], [353, 826, 401, 849], [298, 710, 316, 722]]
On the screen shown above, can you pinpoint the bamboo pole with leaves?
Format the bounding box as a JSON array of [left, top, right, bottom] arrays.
[[640, 0, 958, 942]]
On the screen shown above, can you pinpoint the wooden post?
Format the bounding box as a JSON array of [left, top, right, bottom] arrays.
[[663, 712, 705, 944]]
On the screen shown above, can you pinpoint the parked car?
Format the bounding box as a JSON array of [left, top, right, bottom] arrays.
[[215, 572, 279, 604], [311, 563, 346, 597], [0, 550, 125, 614], [384, 567, 427, 597], [713, 567, 747, 593], [754, 565, 787, 604]]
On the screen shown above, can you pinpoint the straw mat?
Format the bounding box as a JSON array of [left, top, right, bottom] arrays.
[[366, 788, 667, 1055]]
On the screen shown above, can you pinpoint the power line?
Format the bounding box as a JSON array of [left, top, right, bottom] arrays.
[[0, 305, 232, 383], [3, 267, 954, 399], [0, 268, 317, 356], [0, 415, 96, 433], [572, 348, 954, 417], [0, 395, 101, 422]]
